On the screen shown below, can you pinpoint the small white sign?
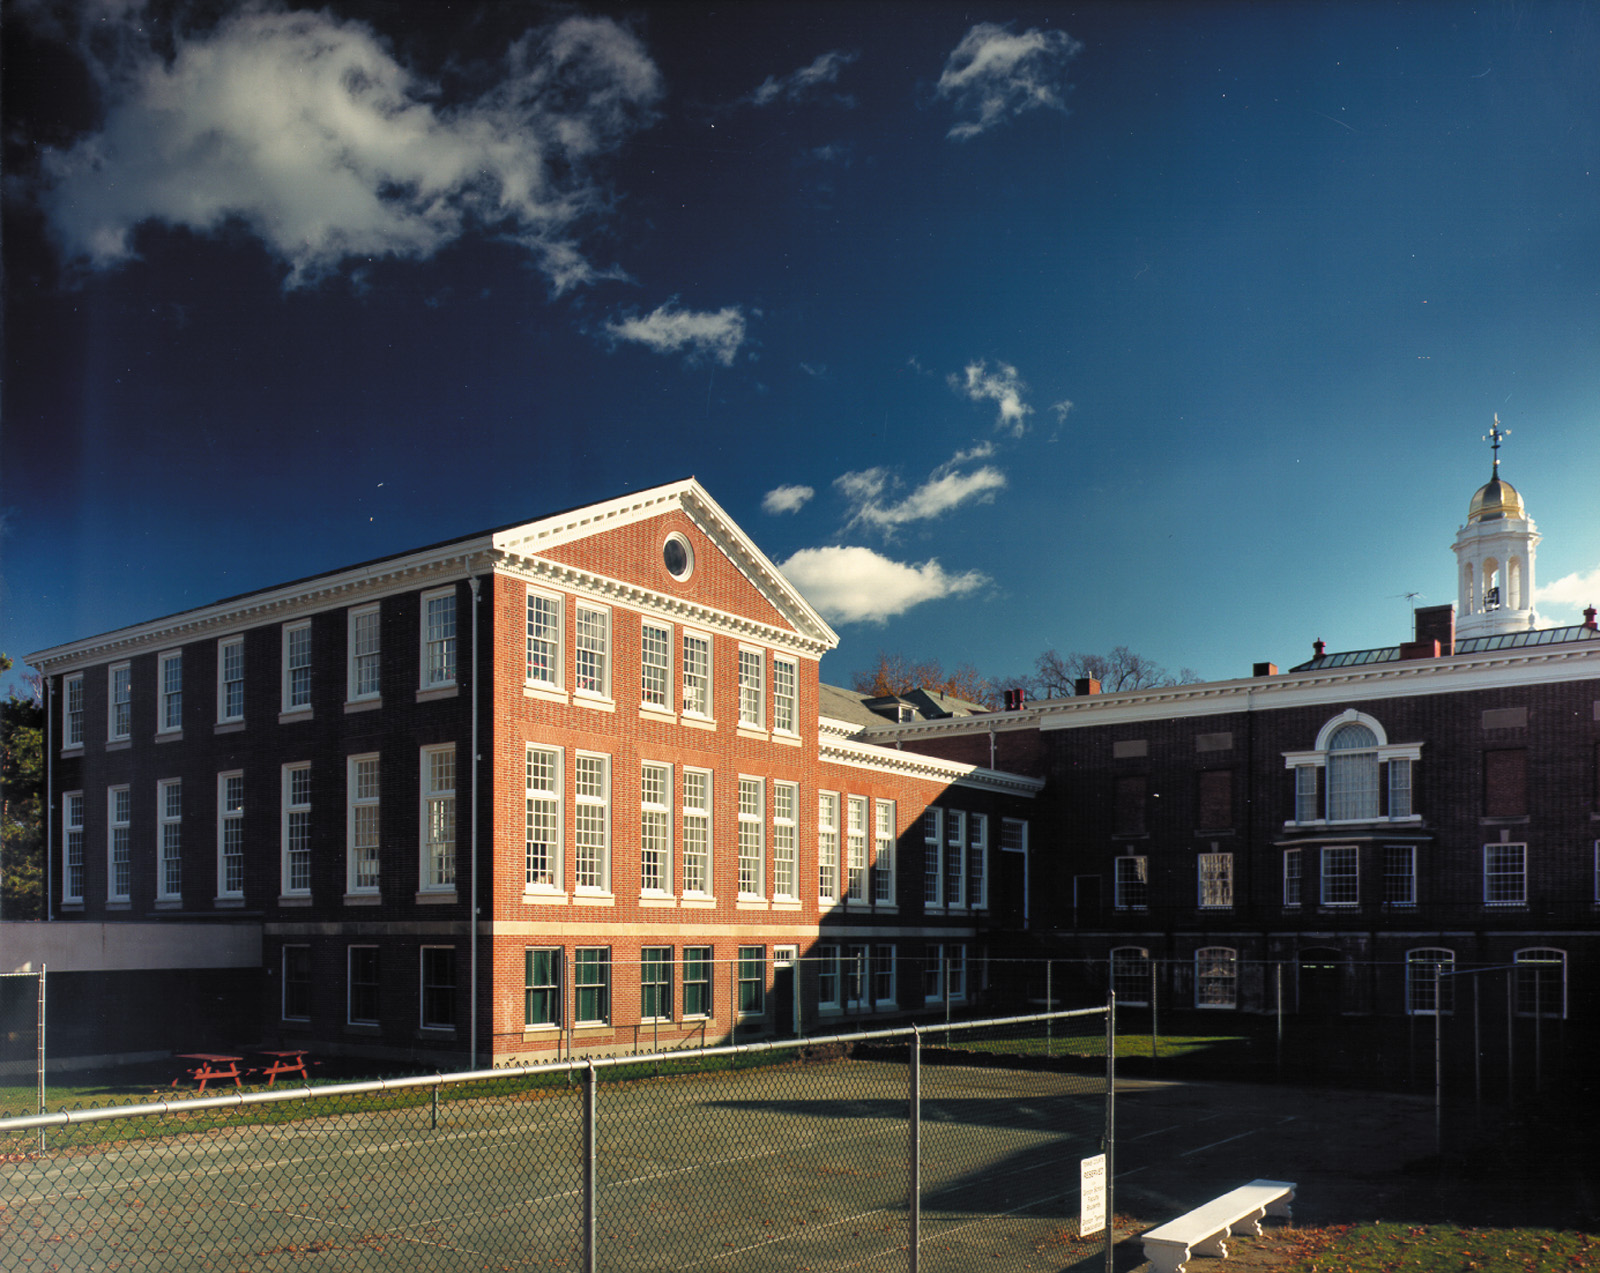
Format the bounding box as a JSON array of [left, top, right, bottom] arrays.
[[1080, 1153, 1107, 1236]]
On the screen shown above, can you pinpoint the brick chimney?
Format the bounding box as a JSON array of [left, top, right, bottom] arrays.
[[1074, 677, 1101, 696], [1312, 639, 1326, 659], [1252, 662, 1278, 677], [1584, 605, 1598, 631], [1413, 603, 1455, 655]]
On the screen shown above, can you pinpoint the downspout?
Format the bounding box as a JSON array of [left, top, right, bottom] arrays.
[[468, 573, 482, 1069], [45, 676, 55, 922]]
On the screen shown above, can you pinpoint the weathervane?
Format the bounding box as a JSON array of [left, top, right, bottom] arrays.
[[1483, 414, 1509, 474]]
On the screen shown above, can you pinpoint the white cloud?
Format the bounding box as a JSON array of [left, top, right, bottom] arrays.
[[33, 7, 662, 290], [936, 23, 1083, 141], [605, 302, 748, 365], [1051, 399, 1075, 422], [762, 484, 815, 514], [1535, 565, 1600, 618], [952, 360, 1033, 435], [750, 49, 858, 106], [779, 546, 988, 624], [833, 449, 1007, 534]]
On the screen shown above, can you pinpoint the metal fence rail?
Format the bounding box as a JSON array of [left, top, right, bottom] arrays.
[[1, 1007, 1111, 1272]]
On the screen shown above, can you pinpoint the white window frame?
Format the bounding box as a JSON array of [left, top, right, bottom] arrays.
[[217, 771, 245, 900], [772, 658, 797, 735], [157, 778, 182, 901], [420, 587, 457, 689], [1283, 848, 1302, 907], [347, 605, 381, 703], [944, 810, 966, 909], [348, 945, 380, 1025], [63, 674, 84, 749], [109, 662, 131, 741], [1114, 855, 1149, 911], [282, 763, 312, 897], [947, 945, 967, 1002], [1514, 948, 1567, 1019], [63, 790, 85, 904], [421, 744, 456, 891], [818, 791, 840, 904], [1483, 842, 1526, 906], [923, 808, 943, 908], [872, 944, 897, 1007], [107, 785, 131, 903], [573, 752, 611, 893], [969, 813, 988, 910], [1406, 948, 1454, 1016], [347, 753, 381, 896], [525, 947, 562, 1028], [525, 589, 563, 689], [1283, 711, 1423, 827], [1195, 947, 1237, 1009], [573, 605, 610, 700], [640, 621, 672, 710], [217, 636, 245, 724], [573, 947, 610, 1026], [923, 944, 945, 1004], [738, 776, 765, 898], [682, 630, 712, 718], [525, 746, 562, 891], [738, 646, 765, 728], [158, 650, 183, 733], [1388, 757, 1412, 818], [846, 795, 868, 903], [773, 782, 798, 901], [1383, 844, 1416, 906], [683, 946, 713, 1019], [1321, 845, 1359, 907], [737, 946, 765, 1017], [817, 944, 841, 1011], [1197, 852, 1232, 909], [682, 769, 713, 896], [640, 946, 674, 1023], [282, 621, 312, 713], [640, 762, 673, 895], [872, 799, 896, 905]]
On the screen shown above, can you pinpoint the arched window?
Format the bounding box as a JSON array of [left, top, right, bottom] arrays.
[[1284, 711, 1422, 825], [1406, 948, 1453, 1015], [1195, 947, 1236, 1009], [1515, 948, 1565, 1019], [1110, 947, 1150, 1007], [1327, 724, 1379, 821]]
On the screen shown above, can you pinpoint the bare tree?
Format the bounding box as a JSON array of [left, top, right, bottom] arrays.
[[1032, 645, 1198, 696], [851, 652, 998, 708]]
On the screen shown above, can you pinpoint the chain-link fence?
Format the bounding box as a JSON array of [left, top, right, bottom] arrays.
[[0, 968, 44, 1116], [1, 1006, 1112, 1272]]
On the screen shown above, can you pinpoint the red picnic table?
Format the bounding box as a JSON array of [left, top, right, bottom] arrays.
[[252, 1049, 311, 1086], [171, 1053, 244, 1093]]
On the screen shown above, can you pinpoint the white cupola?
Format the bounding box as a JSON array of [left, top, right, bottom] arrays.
[[1452, 416, 1540, 639]]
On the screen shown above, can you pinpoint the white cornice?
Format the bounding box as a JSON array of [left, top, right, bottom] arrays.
[[819, 735, 1045, 797]]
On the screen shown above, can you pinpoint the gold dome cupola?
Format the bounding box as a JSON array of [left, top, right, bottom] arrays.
[[1453, 416, 1540, 638]]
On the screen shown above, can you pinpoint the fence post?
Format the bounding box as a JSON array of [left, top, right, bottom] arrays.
[[1275, 963, 1283, 1079], [37, 966, 47, 1156], [1150, 959, 1158, 1070], [730, 958, 738, 1048], [1046, 961, 1053, 1058], [583, 1061, 597, 1273], [1105, 992, 1116, 1273], [1433, 963, 1443, 1157], [909, 1024, 921, 1273], [431, 1082, 440, 1130], [1506, 970, 1514, 1105]]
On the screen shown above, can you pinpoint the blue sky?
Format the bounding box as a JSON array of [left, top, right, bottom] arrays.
[[4, 0, 1598, 697]]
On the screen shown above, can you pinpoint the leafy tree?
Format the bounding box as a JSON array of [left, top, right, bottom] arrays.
[[1, 655, 45, 920], [1031, 645, 1200, 696], [851, 651, 998, 709]]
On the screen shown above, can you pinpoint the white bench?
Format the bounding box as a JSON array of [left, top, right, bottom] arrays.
[[1141, 1179, 1295, 1273]]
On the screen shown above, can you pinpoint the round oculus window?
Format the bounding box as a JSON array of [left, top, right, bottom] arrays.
[[663, 533, 694, 580]]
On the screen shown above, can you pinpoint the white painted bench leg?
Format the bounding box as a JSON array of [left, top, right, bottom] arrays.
[[1193, 1228, 1229, 1258], [1229, 1205, 1268, 1237], [1142, 1238, 1192, 1273], [1266, 1190, 1294, 1220]]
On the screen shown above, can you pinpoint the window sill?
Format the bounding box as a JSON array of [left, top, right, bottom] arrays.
[[154, 730, 182, 744], [639, 703, 676, 722], [681, 896, 717, 909], [154, 898, 183, 910], [343, 1023, 382, 1035], [61, 902, 85, 912], [106, 739, 131, 751], [416, 1027, 457, 1039], [736, 725, 769, 742], [770, 899, 804, 912], [106, 901, 132, 911], [344, 699, 383, 715], [344, 892, 382, 906], [214, 721, 246, 735], [415, 685, 458, 703], [571, 891, 615, 907], [681, 714, 717, 732], [415, 890, 457, 905], [1480, 815, 1531, 827], [278, 709, 313, 725], [213, 896, 246, 908], [773, 732, 803, 748], [572, 693, 615, 714], [638, 895, 677, 908], [524, 683, 568, 704], [60, 745, 85, 758], [277, 895, 313, 907], [522, 1024, 563, 1036], [736, 898, 769, 911]]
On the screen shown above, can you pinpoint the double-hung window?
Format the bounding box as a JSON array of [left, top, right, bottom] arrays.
[[872, 945, 896, 1005], [923, 944, 945, 1003], [772, 782, 798, 900], [574, 754, 611, 892], [737, 778, 764, 898], [348, 947, 379, 1025], [968, 814, 987, 909], [846, 796, 867, 903], [282, 622, 312, 713], [1111, 947, 1151, 1006], [158, 651, 183, 733], [283, 946, 312, 1020], [574, 948, 610, 1025], [1484, 843, 1526, 905], [737, 947, 765, 1015], [1195, 947, 1237, 1008], [422, 745, 456, 889], [772, 659, 797, 734], [347, 754, 381, 895], [525, 948, 561, 1027], [64, 674, 85, 748], [872, 799, 896, 904], [1197, 852, 1232, 909], [738, 648, 764, 728], [525, 747, 562, 889], [217, 637, 245, 724], [1321, 846, 1359, 906], [108, 786, 131, 902], [641, 623, 671, 709], [422, 589, 456, 688], [641, 763, 672, 894], [682, 771, 712, 895], [817, 792, 839, 903], [683, 947, 712, 1018], [1383, 845, 1416, 906], [282, 764, 312, 896], [1406, 949, 1453, 1015], [526, 591, 562, 688], [420, 947, 456, 1030], [1114, 856, 1148, 910], [348, 606, 381, 702], [682, 633, 711, 716], [923, 809, 943, 907], [109, 663, 131, 741], [817, 944, 840, 1010], [574, 606, 609, 697], [641, 947, 673, 1022], [63, 791, 85, 904], [157, 778, 182, 901], [1282, 848, 1302, 907], [944, 811, 966, 909], [218, 773, 245, 900]]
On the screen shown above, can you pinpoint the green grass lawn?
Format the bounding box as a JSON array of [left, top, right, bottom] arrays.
[[941, 1029, 1248, 1061], [1274, 1222, 1599, 1271]]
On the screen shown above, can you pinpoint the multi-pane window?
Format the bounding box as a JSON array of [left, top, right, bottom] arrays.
[[1195, 947, 1237, 1008], [1321, 846, 1359, 906], [574, 606, 609, 696], [525, 949, 561, 1027], [1282, 848, 1302, 907], [817, 944, 840, 1009], [1383, 845, 1416, 906], [1114, 856, 1148, 910], [63, 791, 85, 903], [348, 754, 381, 893], [846, 796, 867, 903], [108, 786, 131, 902], [1198, 852, 1232, 909], [945, 811, 966, 908], [525, 747, 562, 888], [844, 945, 867, 1009], [574, 753, 610, 891], [159, 651, 183, 732], [348, 946, 380, 1025], [641, 947, 673, 1022], [641, 623, 671, 708], [947, 946, 967, 1000], [873, 799, 896, 904], [64, 674, 84, 747], [682, 770, 712, 894], [641, 763, 672, 893], [1001, 819, 1027, 858], [574, 948, 610, 1024], [1514, 948, 1566, 1019], [1294, 765, 1317, 823], [283, 622, 312, 711], [422, 591, 456, 687], [682, 947, 712, 1018], [923, 944, 945, 1002], [872, 945, 895, 1004], [1406, 948, 1454, 1015], [737, 947, 765, 1015], [283, 764, 312, 895], [1388, 758, 1412, 817], [157, 778, 182, 900], [421, 946, 455, 1029], [818, 792, 839, 902], [218, 772, 245, 898], [1484, 843, 1526, 905], [283, 946, 312, 1020], [1111, 947, 1151, 1006], [1326, 723, 1379, 820], [773, 782, 798, 900], [526, 591, 561, 686], [738, 778, 764, 897], [682, 633, 710, 715], [738, 648, 764, 727], [968, 814, 988, 909], [772, 659, 797, 733], [218, 638, 245, 722], [923, 808, 942, 906], [422, 745, 456, 889], [109, 663, 131, 740], [348, 607, 381, 700]]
